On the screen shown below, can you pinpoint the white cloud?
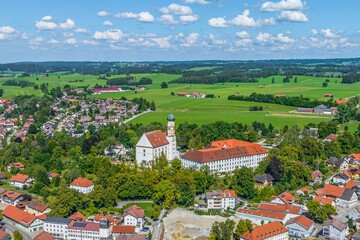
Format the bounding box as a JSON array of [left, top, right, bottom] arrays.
[[103, 21, 113, 26], [0, 26, 16, 34], [236, 31, 250, 39], [261, 0, 304, 12], [160, 3, 193, 15], [311, 29, 318, 35], [92, 29, 123, 41], [59, 18, 76, 29], [159, 15, 177, 24], [63, 32, 74, 38], [207, 34, 227, 45], [181, 32, 200, 47], [235, 38, 252, 47], [277, 11, 308, 22], [35, 17, 57, 30], [320, 28, 339, 38], [152, 37, 172, 48], [47, 39, 59, 44], [81, 40, 99, 45], [114, 12, 154, 22], [41, 16, 53, 21], [256, 32, 273, 43], [230, 10, 257, 28], [276, 33, 295, 43], [75, 28, 87, 33], [97, 11, 110, 17], [64, 38, 77, 45], [179, 14, 198, 23], [257, 18, 276, 26], [29, 37, 45, 46], [208, 17, 228, 28], [185, 0, 210, 4]]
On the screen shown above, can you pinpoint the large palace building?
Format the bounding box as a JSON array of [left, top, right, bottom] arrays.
[[180, 139, 268, 173]]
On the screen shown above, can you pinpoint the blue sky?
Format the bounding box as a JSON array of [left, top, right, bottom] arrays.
[[0, 0, 359, 62]]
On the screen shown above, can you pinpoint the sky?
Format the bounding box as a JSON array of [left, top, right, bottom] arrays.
[[0, 0, 360, 62]]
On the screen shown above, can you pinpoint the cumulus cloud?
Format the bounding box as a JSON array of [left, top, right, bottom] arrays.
[[208, 17, 228, 28], [47, 39, 59, 44], [181, 32, 200, 47], [235, 38, 252, 47], [152, 37, 172, 48], [179, 14, 199, 23], [64, 38, 77, 45], [261, 0, 304, 12], [81, 40, 99, 45], [0, 26, 16, 34], [114, 12, 155, 22], [185, 0, 211, 4], [256, 32, 273, 43], [103, 21, 113, 26], [276, 33, 295, 43], [35, 16, 57, 30], [320, 28, 339, 38], [92, 29, 124, 41], [311, 29, 318, 35], [160, 3, 193, 15], [42, 16, 53, 21], [159, 15, 177, 24], [29, 37, 45, 46], [230, 10, 257, 28], [257, 18, 276, 26], [75, 28, 87, 33], [207, 34, 227, 45], [236, 31, 250, 39], [277, 11, 308, 22], [59, 19, 76, 29], [97, 11, 110, 17]]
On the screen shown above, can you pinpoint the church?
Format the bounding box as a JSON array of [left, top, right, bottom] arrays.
[[135, 113, 178, 166]]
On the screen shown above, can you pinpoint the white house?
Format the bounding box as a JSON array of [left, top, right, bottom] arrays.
[[43, 216, 71, 239], [67, 219, 111, 240], [285, 215, 315, 239], [0, 190, 23, 206], [205, 189, 236, 210], [70, 177, 94, 194], [336, 188, 358, 208], [322, 220, 348, 240], [136, 113, 178, 166], [122, 205, 145, 233], [348, 206, 360, 221], [332, 172, 350, 186], [9, 173, 31, 188], [181, 139, 268, 173], [271, 192, 298, 205], [236, 208, 292, 225], [240, 222, 288, 240], [3, 205, 43, 233]]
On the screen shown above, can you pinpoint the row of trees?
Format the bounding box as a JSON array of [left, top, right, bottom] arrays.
[[342, 73, 360, 83]]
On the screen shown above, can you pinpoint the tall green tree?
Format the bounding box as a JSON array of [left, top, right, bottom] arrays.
[[231, 167, 254, 199]]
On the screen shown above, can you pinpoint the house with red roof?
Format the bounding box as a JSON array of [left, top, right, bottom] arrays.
[[285, 215, 315, 238], [70, 177, 94, 194], [1, 190, 24, 206], [335, 99, 348, 105], [122, 205, 145, 233], [7, 162, 24, 172], [310, 170, 323, 186], [240, 222, 288, 240], [205, 189, 236, 210], [348, 153, 360, 165], [67, 220, 111, 239], [0, 230, 9, 240], [112, 225, 136, 238], [93, 215, 120, 225], [69, 211, 86, 221], [181, 139, 268, 173], [9, 173, 31, 188], [92, 87, 120, 94], [235, 208, 293, 225], [324, 134, 338, 142], [271, 192, 298, 205], [34, 231, 54, 240], [47, 172, 59, 180], [315, 184, 357, 208], [2, 205, 43, 232], [26, 200, 51, 216], [135, 114, 178, 166]]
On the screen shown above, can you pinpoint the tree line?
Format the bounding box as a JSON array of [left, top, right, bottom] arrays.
[[342, 73, 360, 84]]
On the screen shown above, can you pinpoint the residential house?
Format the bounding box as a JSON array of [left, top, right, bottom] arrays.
[[176, 92, 190, 97], [0, 172, 6, 181], [34, 231, 54, 240], [324, 134, 338, 142], [0, 230, 9, 240], [115, 235, 146, 240], [310, 170, 323, 186], [322, 220, 348, 240], [314, 104, 334, 114], [93, 215, 120, 225], [315, 184, 357, 208], [324, 94, 334, 98], [271, 192, 298, 205], [240, 222, 288, 240], [205, 189, 236, 210], [348, 154, 360, 165], [2, 205, 43, 232], [258, 202, 302, 218], [7, 162, 24, 172], [313, 196, 335, 206], [112, 226, 136, 238], [332, 171, 351, 186], [26, 200, 51, 216], [236, 208, 292, 225], [255, 174, 274, 187], [1, 190, 24, 206], [69, 211, 86, 221], [285, 215, 315, 239], [9, 173, 31, 188], [122, 205, 145, 233], [349, 206, 360, 221], [47, 172, 59, 180], [327, 157, 348, 170], [67, 219, 111, 240], [297, 187, 309, 196], [70, 177, 94, 194], [335, 99, 348, 105], [43, 216, 71, 239], [181, 139, 268, 173]]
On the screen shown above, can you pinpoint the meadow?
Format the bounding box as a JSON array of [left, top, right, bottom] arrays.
[[1, 73, 359, 128]]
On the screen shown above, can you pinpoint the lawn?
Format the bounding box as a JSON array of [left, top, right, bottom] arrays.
[[122, 202, 154, 218]]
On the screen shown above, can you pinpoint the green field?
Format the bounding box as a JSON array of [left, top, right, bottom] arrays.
[[1, 73, 359, 128]]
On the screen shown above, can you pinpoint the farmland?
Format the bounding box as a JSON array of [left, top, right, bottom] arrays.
[[1, 73, 359, 128]]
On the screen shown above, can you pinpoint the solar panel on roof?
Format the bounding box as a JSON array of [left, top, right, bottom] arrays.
[[74, 222, 87, 228]]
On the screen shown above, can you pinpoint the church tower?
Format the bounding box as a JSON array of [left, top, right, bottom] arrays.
[[166, 113, 178, 160]]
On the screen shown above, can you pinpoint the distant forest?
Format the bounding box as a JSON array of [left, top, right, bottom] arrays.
[[1, 59, 360, 84]]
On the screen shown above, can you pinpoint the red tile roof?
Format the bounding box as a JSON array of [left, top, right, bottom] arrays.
[[122, 205, 145, 219], [345, 180, 358, 189], [220, 190, 236, 198], [311, 170, 323, 181], [70, 177, 93, 188], [241, 222, 287, 240], [48, 172, 59, 178], [316, 184, 344, 198], [258, 202, 302, 215], [335, 99, 348, 105], [145, 130, 169, 148], [112, 225, 136, 234], [325, 134, 338, 140], [8, 162, 24, 169], [34, 232, 54, 240], [313, 196, 334, 205], [1, 190, 23, 201], [350, 154, 360, 161], [94, 215, 120, 225], [301, 187, 309, 193], [274, 192, 298, 204], [9, 173, 29, 183], [236, 209, 286, 220], [3, 205, 38, 227], [182, 139, 267, 163], [0, 230, 9, 240], [68, 211, 86, 221], [286, 215, 314, 230], [27, 200, 49, 213]]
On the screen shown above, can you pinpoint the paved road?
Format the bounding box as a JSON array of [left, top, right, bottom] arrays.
[[152, 208, 166, 240], [2, 219, 34, 240], [121, 110, 152, 125]]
